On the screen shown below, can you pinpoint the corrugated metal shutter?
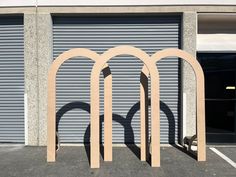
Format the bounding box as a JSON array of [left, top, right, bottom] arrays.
[[0, 16, 24, 143], [53, 16, 180, 144]]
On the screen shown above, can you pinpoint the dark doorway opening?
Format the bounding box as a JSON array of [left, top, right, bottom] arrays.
[[197, 53, 236, 144]]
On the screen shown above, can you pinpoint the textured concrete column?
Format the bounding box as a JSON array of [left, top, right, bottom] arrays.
[[181, 12, 197, 142], [24, 12, 39, 145], [37, 13, 53, 146]]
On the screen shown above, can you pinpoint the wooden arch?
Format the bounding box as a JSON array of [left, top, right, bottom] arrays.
[[90, 45, 160, 168], [140, 48, 206, 162], [47, 48, 112, 163]]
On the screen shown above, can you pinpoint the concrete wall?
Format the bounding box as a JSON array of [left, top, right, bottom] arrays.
[[181, 12, 197, 141], [37, 13, 53, 146], [0, 6, 236, 145], [24, 10, 53, 146], [24, 11, 39, 145]]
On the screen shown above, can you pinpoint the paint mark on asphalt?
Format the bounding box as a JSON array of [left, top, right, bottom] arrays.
[[210, 147, 236, 168]]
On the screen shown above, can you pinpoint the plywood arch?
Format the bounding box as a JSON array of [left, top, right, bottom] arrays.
[[47, 46, 205, 169], [90, 45, 160, 168], [47, 48, 112, 163], [140, 48, 206, 162]]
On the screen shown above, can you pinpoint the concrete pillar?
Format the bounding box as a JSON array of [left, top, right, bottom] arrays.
[[181, 12, 197, 142], [37, 13, 53, 146], [24, 11, 53, 146], [24, 12, 39, 145]]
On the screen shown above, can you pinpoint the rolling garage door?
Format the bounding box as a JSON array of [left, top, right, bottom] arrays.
[[0, 16, 24, 143], [53, 16, 180, 144]]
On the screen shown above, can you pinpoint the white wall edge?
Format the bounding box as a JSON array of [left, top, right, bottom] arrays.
[[24, 93, 28, 145], [182, 93, 187, 140], [197, 34, 236, 52], [1, 0, 236, 7]]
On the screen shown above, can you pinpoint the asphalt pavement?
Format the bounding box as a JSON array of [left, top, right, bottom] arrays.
[[0, 145, 235, 177]]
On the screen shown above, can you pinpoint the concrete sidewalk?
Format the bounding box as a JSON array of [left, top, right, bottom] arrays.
[[0, 146, 235, 177]]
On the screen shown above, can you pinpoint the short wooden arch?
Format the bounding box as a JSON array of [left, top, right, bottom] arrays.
[[140, 48, 206, 162], [47, 48, 112, 163], [90, 45, 160, 168]]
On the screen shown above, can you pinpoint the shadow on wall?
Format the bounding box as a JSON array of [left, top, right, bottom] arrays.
[[56, 100, 176, 164]]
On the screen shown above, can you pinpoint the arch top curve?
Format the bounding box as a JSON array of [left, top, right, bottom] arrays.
[[48, 48, 100, 76], [92, 45, 153, 75], [150, 48, 204, 79]]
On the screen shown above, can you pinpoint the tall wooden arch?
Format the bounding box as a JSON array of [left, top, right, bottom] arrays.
[[47, 48, 112, 163], [140, 48, 206, 162], [90, 45, 160, 168], [47, 46, 205, 169]]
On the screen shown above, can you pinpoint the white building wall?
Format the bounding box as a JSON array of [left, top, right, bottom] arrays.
[[1, 0, 236, 7], [197, 13, 236, 52], [197, 34, 236, 52]]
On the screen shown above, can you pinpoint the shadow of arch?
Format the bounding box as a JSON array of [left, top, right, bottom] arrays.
[[82, 99, 175, 164], [84, 113, 132, 165], [55, 99, 175, 166], [84, 104, 139, 162], [125, 99, 176, 161], [55, 101, 135, 166], [145, 99, 176, 144], [126, 98, 175, 144], [125, 99, 175, 161], [55, 101, 90, 150], [56, 101, 90, 132], [47, 48, 112, 164]]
